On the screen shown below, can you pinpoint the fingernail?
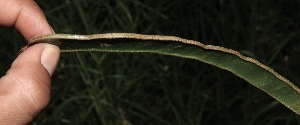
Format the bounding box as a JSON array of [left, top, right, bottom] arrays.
[[41, 44, 60, 76], [50, 26, 56, 34]]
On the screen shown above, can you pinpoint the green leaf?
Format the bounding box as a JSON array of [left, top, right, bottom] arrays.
[[29, 33, 300, 115]]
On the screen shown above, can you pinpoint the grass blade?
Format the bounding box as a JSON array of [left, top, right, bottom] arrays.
[[29, 33, 300, 115]]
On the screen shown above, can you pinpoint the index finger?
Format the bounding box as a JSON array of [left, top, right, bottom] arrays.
[[0, 0, 53, 41]]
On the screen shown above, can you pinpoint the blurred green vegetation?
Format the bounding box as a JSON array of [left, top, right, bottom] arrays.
[[1, 0, 300, 124]]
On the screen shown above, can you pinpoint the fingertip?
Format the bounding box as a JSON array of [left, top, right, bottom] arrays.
[[13, 0, 54, 40]]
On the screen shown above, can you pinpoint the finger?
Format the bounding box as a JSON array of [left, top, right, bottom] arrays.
[[0, 44, 60, 124], [0, 0, 53, 40]]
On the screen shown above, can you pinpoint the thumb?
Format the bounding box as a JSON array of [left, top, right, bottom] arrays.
[[0, 43, 60, 124]]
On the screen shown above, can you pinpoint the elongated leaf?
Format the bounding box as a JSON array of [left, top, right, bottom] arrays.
[[29, 33, 300, 115]]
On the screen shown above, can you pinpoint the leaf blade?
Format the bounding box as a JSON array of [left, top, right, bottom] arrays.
[[29, 33, 300, 114]]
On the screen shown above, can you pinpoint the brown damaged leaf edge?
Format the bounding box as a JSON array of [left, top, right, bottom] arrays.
[[29, 33, 300, 115]]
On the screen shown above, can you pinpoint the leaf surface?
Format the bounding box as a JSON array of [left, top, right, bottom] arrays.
[[29, 33, 300, 115]]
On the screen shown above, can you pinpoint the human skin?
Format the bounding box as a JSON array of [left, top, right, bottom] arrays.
[[0, 0, 60, 124]]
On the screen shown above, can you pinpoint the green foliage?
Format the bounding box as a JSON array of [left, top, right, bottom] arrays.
[[1, 0, 300, 125]]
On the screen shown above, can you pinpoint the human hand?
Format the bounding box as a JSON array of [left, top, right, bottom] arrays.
[[0, 0, 60, 124]]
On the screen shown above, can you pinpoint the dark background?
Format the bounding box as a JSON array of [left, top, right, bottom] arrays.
[[0, 0, 300, 124]]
